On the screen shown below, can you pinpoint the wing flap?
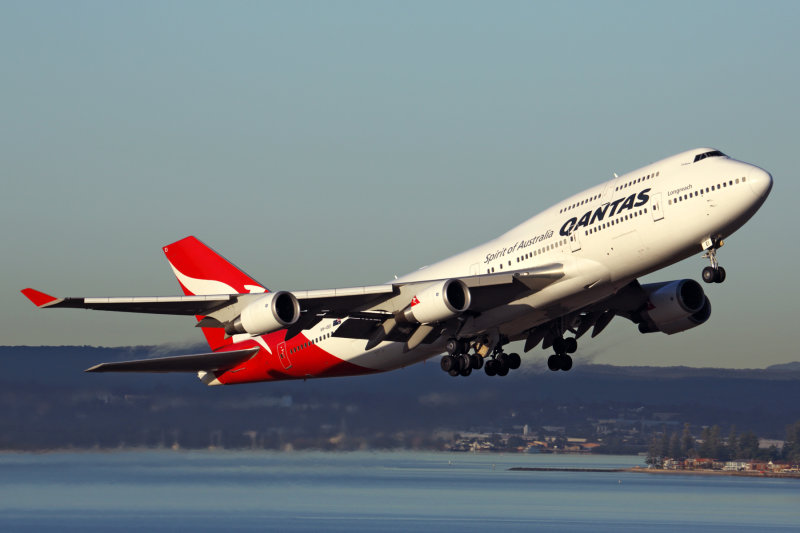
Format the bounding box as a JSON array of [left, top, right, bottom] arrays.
[[85, 347, 259, 373]]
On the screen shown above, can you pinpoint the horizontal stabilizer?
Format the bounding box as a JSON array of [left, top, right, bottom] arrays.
[[85, 347, 259, 373]]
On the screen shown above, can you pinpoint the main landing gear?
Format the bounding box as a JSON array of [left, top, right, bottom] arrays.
[[546, 336, 576, 372], [701, 239, 726, 284], [439, 338, 520, 378]]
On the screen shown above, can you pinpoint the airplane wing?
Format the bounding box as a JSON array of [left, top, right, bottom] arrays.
[[22, 263, 564, 347], [21, 288, 235, 315], [84, 347, 259, 373]]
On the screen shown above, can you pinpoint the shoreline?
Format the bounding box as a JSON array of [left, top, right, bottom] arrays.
[[509, 466, 800, 479]]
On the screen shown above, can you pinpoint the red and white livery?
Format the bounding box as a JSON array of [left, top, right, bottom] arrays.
[[22, 148, 773, 384]]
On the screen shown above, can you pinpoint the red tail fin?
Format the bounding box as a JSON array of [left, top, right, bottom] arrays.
[[163, 236, 267, 350]]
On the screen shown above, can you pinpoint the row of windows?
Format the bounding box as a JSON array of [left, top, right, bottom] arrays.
[[560, 169, 662, 214], [486, 239, 569, 273], [583, 208, 648, 236], [615, 171, 659, 192], [667, 177, 746, 206], [289, 332, 332, 354], [560, 194, 601, 213]]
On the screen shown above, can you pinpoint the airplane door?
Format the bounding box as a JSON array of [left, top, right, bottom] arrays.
[[650, 193, 664, 221], [569, 231, 581, 252], [277, 341, 292, 370]]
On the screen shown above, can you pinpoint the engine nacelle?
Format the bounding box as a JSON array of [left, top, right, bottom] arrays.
[[228, 291, 301, 336], [400, 279, 471, 324], [639, 279, 711, 335]]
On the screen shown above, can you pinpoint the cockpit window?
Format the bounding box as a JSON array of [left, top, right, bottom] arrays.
[[693, 150, 726, 163]]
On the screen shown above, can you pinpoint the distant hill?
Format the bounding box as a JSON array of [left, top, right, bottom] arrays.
[[766, 361, 800, 372], [1, 345, 799, 450]]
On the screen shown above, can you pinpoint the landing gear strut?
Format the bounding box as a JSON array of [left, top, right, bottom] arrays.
[[701, 239, 726, 284]]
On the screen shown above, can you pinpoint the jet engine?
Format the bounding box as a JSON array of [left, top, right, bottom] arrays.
[[399, 279, 471, 324], [638, 279, 711, 335], [226, 291, 301, 336]]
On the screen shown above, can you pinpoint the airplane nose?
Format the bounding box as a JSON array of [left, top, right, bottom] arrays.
[[747, 166, 773, 199]]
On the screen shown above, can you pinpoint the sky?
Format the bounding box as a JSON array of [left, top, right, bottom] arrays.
[[2, 1, 798, 368]]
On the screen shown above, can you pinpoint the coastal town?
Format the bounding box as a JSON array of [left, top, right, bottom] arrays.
[[446, 421, 800, 478]]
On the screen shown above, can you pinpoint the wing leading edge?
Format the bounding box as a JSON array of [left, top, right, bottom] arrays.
[[22, 262, 565, 348], [84, 347, 259, 373]]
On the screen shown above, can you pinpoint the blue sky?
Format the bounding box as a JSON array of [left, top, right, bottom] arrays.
[[2, 1, 797, 368]]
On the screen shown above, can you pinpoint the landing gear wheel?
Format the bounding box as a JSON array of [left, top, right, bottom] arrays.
[[496, 363, 509, 377], [485, 359, 498, 376], [547, 354, 560, 371], [507, 353, 521, 370], [564, 338, 577, 354], [459, 365, 472, 377], [715, 267, 726, 283], [560, 354, 573, 371], [448, 368, 459, 377], [553, 337, 566, 354], [445, 339, 459, 356], [702, 266, 716, 284], [458, 355, 471, 372], [470, 354, 484, 370], [440, 355, 456, 372]]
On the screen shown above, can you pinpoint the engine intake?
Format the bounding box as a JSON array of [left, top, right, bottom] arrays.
[[639, 279, 711, 335], [227, 291, 301, 336], [399, 279, 471, 324]]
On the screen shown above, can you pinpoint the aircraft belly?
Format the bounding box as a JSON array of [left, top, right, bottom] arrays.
[[461, 266, 616, 339]]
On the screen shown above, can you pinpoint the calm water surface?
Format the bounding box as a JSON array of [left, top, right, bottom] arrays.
[[0, 451, 797, 532]]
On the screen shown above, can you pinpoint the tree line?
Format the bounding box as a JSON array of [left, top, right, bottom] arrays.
[[647, 420, 800, 465]]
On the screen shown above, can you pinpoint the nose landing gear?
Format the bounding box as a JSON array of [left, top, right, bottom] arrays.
[[701, 239, 726, 284]]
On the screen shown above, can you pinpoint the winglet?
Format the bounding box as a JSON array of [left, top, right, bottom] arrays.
[[21, 288, 60, 308]]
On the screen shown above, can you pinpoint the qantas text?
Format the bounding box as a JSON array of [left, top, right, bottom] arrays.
[[559, 188, 650, 236]]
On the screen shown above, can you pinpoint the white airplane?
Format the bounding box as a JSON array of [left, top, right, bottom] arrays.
[[23, 148, 772, 385]]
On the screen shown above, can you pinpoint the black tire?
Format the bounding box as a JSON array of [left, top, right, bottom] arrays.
[[459, 365, 472, 377], [470, 354, 484, 370], [485, 360, 498, 376], [560, 355, 573, 371], [448, 368, 460, 377], [507, 353, 521, 370], [564, 338, 577, 354], [456, 339, 470, 354], [553, 337, 566, 354], [547, 354, 559, 371], [458, 354, 472, 371], [496, 364, 509, 377], [440, 355, 455, 372], [715, 267, 726, 283], [702, 266, 716, 283], [496, 352, 508, 366]]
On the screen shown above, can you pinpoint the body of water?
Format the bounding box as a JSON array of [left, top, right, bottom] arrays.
[[0, 450, 797, 531]]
